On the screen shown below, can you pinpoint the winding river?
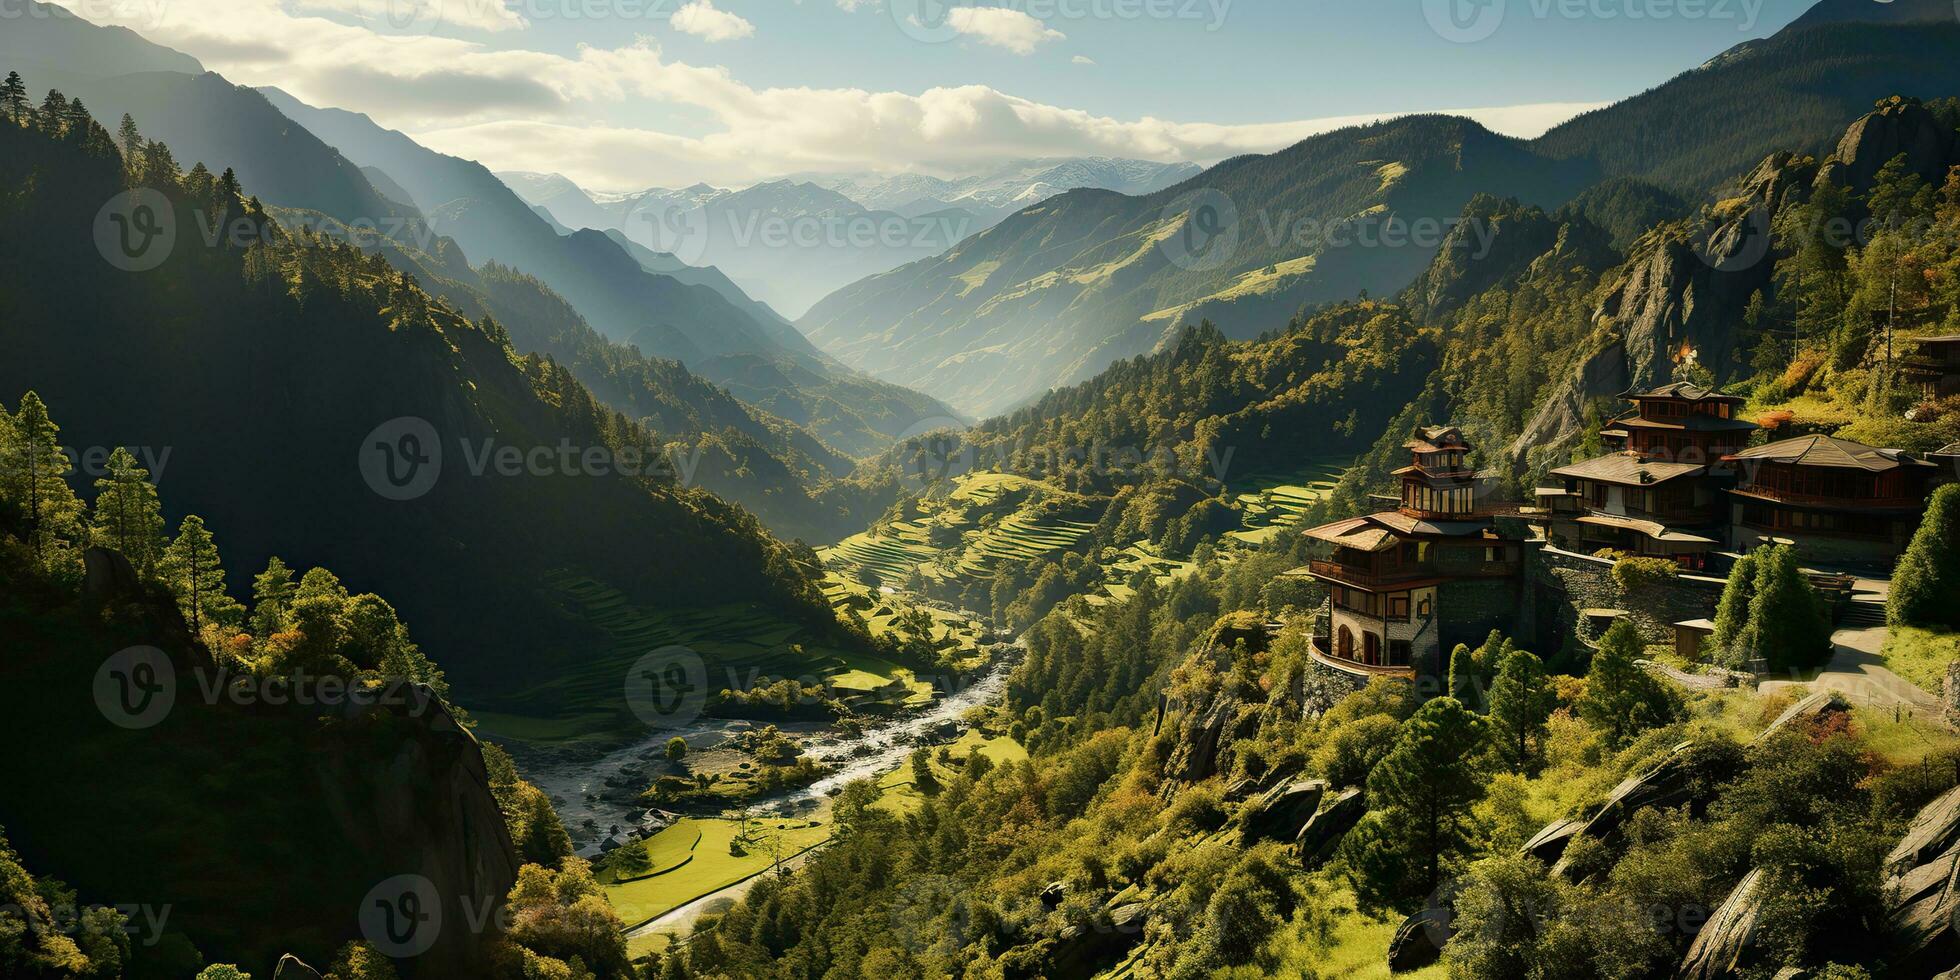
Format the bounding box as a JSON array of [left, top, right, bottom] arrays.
[[517, 647, 1019, 856]]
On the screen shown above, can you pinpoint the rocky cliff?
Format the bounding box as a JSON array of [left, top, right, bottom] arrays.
[[0, 549, 519, 976]]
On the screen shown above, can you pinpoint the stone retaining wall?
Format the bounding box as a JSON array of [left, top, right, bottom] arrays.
[[1529, 545, 1727, 646]]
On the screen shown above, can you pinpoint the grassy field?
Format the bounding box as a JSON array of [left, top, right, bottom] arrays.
[[874, 730, 1028, 816], [602, 816, 830, 928], [470, 571, 925, 747], [1881, 626, 1960, 697]]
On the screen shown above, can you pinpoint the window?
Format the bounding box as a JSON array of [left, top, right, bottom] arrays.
[[1484, 546, 1500, 564], [1388, 593, 1411, 620], [1389, 640, 1413, 666], [1363, 632, 1381, 666]]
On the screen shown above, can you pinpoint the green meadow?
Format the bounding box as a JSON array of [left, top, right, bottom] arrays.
[[470, 571, 926, 747]]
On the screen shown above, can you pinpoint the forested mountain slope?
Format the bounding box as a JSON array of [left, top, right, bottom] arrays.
[[1531, 17, 1960, 195], [0, 89, 870, 713], [277, 208, 882, 540], [259, 88, 956, 456], [802, 115, 1595, 417]]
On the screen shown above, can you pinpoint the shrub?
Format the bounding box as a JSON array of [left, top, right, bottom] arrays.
[[1612, 557, 1680, 592]]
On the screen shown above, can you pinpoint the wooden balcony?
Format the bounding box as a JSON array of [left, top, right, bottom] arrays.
[[1731, 485, 1919, 510], [1309, 635, 1416, 680]]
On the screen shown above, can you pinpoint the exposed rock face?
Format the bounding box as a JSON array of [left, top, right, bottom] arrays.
[[1509, 152, 1808, 469], [1243, 780, 1326, 845], [1008, 903, 1151, 980], [273, 954, 325, 980], [1554, 740, 1743, 880], [1521, 817, 1585, 865], [1409, 196, 1563, 322], [1819, 96, 1958, 194], [1944, 662, 1960, 732], [1297, 788, 1365, 869], [82, 547, 141, 603], [1886, 786, 1960, 977], [1677, 868, 1766, 980], [1388, 908, 1452, 973], [1754, 691, 1849, 743], [1889, 786, 1960, 875], [306, 685, 522, 977]]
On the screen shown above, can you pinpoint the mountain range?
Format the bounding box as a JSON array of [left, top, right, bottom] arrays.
[[794, 1, 1960, 418], [498, 158, 1201, 317]]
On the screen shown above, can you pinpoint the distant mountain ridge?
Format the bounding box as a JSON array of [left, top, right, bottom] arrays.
[[498, 158, 1202, 317], [798, 114, 1597, 417], [797, 6, 1960, 418]]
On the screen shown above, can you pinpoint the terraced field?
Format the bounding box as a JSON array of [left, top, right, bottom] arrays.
[[470, 571, 920, 746], [821, 520, 938, 583], [1226, 458, 1352, 545], [956, 512, 1100, 576]]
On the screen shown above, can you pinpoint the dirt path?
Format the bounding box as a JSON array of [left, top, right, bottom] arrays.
[[1758, 578, 1941, 717]]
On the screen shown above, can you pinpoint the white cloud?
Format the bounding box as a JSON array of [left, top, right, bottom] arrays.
[[1071, 55, 1095, 65], [670, 0, 756, 42], [45, 0, 1602, 194], [941, 8, 1063, 55], [289, 0, 527, 34]]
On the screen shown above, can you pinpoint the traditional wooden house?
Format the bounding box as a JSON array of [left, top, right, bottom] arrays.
[[1725, 434, 1939, 563], [1533, 384, 1755, 570], [1300, 426, 1527, 682], [1904, 335, 1960, 399]]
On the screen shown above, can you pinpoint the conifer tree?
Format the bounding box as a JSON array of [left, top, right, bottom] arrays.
[[1351, 697, 1485, 907], [1, 392, 86, 567], [249, 557, 298, 638], [1748, 545, 1834, 673], [1709, 551, 1760, 667], [1487, 649, 1555, 774], [1891, 485, 1960, 630], [161, 515, 234, 634], [2, 72, 28, 125], [89, 447, 165, 575], [1579, 620, 1678, 746]]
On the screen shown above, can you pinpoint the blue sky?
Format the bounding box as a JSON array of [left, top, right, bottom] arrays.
[[64, 0, 1829, 189]]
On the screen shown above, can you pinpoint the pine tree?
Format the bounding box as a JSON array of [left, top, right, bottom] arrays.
[[1709, 551, 1760, 667], [1, 392, 86, 567], [1487, 649, 1555, 774], [160, 515, 232, 634], [1448, 643, 1481, 710], [89, 447, 165, 575], [249, 557, 298, 639], [1891, 485, 1960, 630], [1, 72, 27, 125], [1749, 545, 1834, 673], [1355, 697, 1486, 905], [116, 113, 140, 159], [1579, 620, 1678, 746]]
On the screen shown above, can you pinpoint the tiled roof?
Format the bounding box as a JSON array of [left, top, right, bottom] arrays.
[[1617, 414, 1759, 433], [1301, 516, 1398, 552], [1626, 381, 1745, 403], [1725, 434, 1935, 472], [1575, 513, 1718, 544], [1550, 453, 1706, 486]]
